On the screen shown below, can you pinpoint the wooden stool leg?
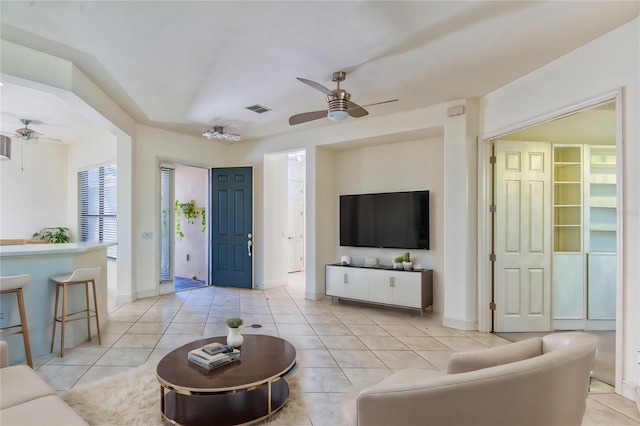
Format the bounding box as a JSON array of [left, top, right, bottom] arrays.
[[16, 289, 33, 368], [84, 282, 92, 342], [60, 284, 68, 357], [50, 284, 60, 354], [91, 280, 102, 345]]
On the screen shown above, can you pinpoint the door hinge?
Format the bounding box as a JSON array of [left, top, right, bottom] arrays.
[[489, 302, 497, 310], [489, 204, 496, 213], [489, 253, 496, 262], [490, 155, 496, 164]]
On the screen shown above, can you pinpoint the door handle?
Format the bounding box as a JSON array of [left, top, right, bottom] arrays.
[[247, 233, 253, 257]]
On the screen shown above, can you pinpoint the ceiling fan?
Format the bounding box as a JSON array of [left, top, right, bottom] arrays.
[[289, 71, 398, 126], [14, 119, 42, 141]]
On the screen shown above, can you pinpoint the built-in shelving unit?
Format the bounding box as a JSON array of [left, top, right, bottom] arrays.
[[552, 144, 616, 329]]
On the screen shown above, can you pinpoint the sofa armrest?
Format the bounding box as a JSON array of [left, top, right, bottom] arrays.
[[447, 336, 543, 374], [1, 341, 8, 368]]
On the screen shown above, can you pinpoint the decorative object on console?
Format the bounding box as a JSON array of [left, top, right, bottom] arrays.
[[225, 317, 244, 348], [341, 255, 351, 265], [364, 257, 379, 267]]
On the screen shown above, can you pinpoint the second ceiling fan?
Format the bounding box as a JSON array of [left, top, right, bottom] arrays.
[[289, 71, 398, 126]]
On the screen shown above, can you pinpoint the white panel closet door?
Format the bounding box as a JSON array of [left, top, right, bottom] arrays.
[[494, 140, 552, 332]]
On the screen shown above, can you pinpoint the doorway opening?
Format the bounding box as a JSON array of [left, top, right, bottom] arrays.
[[485, 95, 620, 387], [160, 163, 209, 292], [288, 150, 306, 274]]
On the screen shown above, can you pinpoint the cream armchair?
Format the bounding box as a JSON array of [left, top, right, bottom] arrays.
[[351, 332, 597, 426]]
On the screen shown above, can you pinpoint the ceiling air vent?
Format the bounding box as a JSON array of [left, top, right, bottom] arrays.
[[245, 104, 271, 114]]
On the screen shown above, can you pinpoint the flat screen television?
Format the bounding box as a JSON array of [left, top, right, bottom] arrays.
[[340, 190, 429, 249]]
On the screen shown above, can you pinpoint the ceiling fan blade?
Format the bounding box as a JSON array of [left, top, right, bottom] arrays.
[[346, 101, 369, 118], [296, 78, 334, 96], [360, 99, 399, 108], [289, 110, 328, 126]]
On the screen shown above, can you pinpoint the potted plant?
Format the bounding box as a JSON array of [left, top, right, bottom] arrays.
[[175, 199, 206, 239], [32, 227, 71, 243], [225, 317, 244, 348], [393, 255, 405, 270]]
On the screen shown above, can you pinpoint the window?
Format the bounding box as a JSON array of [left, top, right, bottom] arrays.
[[160, 164, 175, 281], [79, 164, 117, 259]]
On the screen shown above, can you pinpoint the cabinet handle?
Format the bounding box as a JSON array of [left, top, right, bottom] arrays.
[[390, 277, 395, 287], [344, 273, 348, 284]]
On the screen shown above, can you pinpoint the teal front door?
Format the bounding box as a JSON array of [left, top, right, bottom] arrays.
[[210, 167, 253, 288]]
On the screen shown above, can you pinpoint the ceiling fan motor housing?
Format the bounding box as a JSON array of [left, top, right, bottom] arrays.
[[326, 89, 350, 121]]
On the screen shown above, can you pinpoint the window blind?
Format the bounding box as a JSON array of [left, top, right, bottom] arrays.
[[79, 164, 117, 259], [160, 165, 175, 282]]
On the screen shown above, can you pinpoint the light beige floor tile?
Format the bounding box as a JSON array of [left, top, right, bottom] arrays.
[[95, 348, 152, 367], [36, 365, 90, 391], [582, 398, 640, 426], [373, 350, 436, 369], [342, 367, 394, 389], [155, 334, 204, 349], [177, 305, 210, 314], [359, 336, 409, 351], [101, 321, 134, 334], [345, 324, 390, 336], [367, 315, 411, 326], [147, 347, 174, 365], [293, 367, 353, 392], [138, 312, 177, 323], [415, 350, 455, 371], [32, 352, 56, 367], [420, 326, 464, 337], [589, 394, 640, 422], [329, 350, 386, 368], [311, 324, 353, 336], [241, 324, 279, 336], [589, 378, 615, 394], [319, 336, 368, 350], [46, 347, 109, 366], [472, 335, 511, 347], [276, 323, 316, 336], [280, 335, 326, 350], [164, 322, 205, 335], [108, 311, 144, 323], [127, 322, 169, 334], [434, 336, 489, 351], [74, 365, 132, 387], [240, 306, 272, 315], [112, 333, 161, 349], [172, 313, 208, 323], [296, 349, 339, 368], [78, 333, 123, 348], [239, 314, 275, 325], [396, 336, 450, 351], [273, 314, 308, 324], [379, 324, 427, 336], [304, 314, 342, 325], [303, 392, 352, 426], [336, 315, 375, 325], [202, 323, 228, 337], [296, 305, 331, 315], [269, 306, 303, 315]]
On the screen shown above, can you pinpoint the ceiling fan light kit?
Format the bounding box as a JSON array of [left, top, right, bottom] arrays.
[[289, 71, 398, 126], [0, 135, 11, 160], [202, 126, 241, 142]]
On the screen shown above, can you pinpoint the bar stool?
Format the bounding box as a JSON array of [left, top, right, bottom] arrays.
[[50, 267, 102, 357], [0, 274, 33, 367]]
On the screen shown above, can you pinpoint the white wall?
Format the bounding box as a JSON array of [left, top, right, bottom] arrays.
[[174, 164, 208, 282], [261, 152, 289, 289], [0, 141, 68, 239], [480, 18, 639, 400], [335, 137, 445, 312]]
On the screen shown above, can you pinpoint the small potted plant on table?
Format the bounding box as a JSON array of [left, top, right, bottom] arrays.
[[226, 317, 244, 348]]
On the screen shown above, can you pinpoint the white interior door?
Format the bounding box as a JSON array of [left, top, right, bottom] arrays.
[[494, 140, 552, 332], [287, 179, 304, 272]]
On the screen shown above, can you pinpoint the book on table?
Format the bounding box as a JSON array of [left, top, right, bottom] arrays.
[[188, 347, 240, 370], [201, 342, 233, 356]]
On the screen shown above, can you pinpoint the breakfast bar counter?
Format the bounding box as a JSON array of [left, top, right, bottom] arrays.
[[0, 242, 114, 364]]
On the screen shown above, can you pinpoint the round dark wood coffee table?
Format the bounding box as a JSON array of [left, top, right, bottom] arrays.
[[156, 334, 296, 426]]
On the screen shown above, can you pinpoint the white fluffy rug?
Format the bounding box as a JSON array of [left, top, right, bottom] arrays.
[[62, 362, 307, 426]]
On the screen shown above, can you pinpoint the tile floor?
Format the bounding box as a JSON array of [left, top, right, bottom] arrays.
[[30, 273, 639, 425]]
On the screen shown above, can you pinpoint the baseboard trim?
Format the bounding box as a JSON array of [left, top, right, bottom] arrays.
[[621, 380, 638, 402], [256, 279, 288, 290], [443, 317, 478, 331]]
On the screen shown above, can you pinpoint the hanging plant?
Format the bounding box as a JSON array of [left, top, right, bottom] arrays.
[[175, 199, 206, 239]]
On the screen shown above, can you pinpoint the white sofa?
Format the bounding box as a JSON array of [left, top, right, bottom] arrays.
[[349, 332, 597, 426], [0, 341, 87, 425]]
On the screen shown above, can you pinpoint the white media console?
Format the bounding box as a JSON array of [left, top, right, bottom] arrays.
[[325, 264, 433, 314]]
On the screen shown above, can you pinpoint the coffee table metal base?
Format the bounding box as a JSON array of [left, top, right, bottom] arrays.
[[161, 378, 290, 426]]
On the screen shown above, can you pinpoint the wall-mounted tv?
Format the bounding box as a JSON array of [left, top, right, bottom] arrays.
[[340, 190, 429, 250]]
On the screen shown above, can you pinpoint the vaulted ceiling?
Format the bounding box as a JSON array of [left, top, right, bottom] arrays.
[[0, 1, 638, 142]]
